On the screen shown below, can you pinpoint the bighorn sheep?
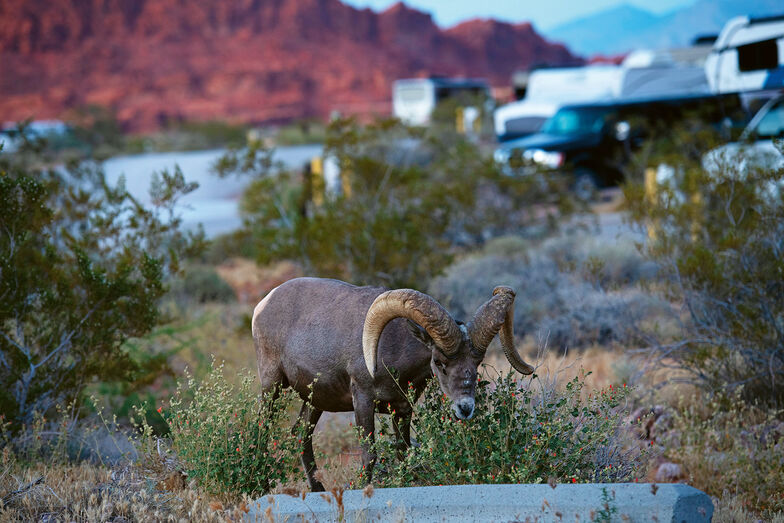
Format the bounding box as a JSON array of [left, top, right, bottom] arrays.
[[252, 277, 533, 491]]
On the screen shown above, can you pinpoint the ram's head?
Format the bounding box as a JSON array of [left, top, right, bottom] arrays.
[[362, 286, 533, 420]]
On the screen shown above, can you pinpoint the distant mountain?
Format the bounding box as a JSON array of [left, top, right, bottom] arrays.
[[546, 0, 784, 56], [0, 0, 581, 131], [547, 5, 659, 56]]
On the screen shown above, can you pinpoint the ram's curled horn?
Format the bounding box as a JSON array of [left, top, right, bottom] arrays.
[[362, 289, 462, 377], [467, 286, 535, 375]]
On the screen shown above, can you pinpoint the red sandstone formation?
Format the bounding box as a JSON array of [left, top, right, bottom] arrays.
[[0, 0, 582, 131]]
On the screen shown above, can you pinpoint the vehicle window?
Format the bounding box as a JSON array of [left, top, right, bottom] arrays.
[[435, 86, 485, 103], [541, 107, 611, 135], [505, 116, 547, 136], [737, 39, 779, 72], [755, 100, 784, 139], [397, 86, 426, 103]]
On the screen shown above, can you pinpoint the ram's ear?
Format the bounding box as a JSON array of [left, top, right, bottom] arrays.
[[406, 319, 436, 349]]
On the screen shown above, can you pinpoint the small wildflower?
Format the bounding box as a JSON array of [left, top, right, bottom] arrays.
[[157, 406, 162, 413]]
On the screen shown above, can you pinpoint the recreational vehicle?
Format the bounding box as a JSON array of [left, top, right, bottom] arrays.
[[494, 93, 746, 199], [705, 14, 784, 95], [494, 53, 711, 142], [392, 77, 490, 126]]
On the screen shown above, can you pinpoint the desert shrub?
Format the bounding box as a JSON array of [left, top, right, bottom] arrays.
[[65, 105, 125, 160], [367, 370, 644, 487], [274, 119, 327, 146], [175, 120, 248, 149], [624, 130, 784, 405], [162, 364, 304, 496], [429, 92, 495, 142], [170, 265, 236, 304], [662, 394, 784, 514], [430, 234, 667, 350], [713, 495, 784, 523], [0, 139, 204, 428], [213, 117, 577, 289]]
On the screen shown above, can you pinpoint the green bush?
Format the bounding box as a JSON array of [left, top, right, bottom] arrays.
[[365, 370, 644, 487], [213, 117, 577, 289], [171, 266, 236, 304], [163, 364, 304, 496], [0, 139, 203, 428], [624, 131, 784, 405]]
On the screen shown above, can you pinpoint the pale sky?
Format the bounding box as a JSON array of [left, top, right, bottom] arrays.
[[341, 0, 696, 30]]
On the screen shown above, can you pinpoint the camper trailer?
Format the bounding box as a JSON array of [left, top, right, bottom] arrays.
[[494, 54, 711, 142], [392, 77, 490, 126], [705, 14, 784, 95], [494, 65, 621, 142]]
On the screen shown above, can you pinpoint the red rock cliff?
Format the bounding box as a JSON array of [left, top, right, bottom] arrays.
[[0, 0, 581, 131]]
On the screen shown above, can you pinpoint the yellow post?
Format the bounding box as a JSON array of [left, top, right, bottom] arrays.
[[644, 167, 658, 241], [456, 106, 465, 134], [311, 156, 324, 206], [691, 191, 702, 241], [341, 169, 352, 199]]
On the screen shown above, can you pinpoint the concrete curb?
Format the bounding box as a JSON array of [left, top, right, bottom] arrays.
[[246, 483, 713, 522]]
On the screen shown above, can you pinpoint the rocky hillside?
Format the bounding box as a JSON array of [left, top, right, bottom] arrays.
[[0, 0, 581, 131]]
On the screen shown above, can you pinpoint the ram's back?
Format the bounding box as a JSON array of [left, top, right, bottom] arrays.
[[252, 277, 386, 409]]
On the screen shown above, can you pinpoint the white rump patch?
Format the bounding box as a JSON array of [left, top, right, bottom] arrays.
[[252, 286, 279, 334]]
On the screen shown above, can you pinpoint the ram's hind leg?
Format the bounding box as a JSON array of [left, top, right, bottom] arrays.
[[392, 410, 412, 461], [351, 384, 376, 485], [298, 402, 325, 492]]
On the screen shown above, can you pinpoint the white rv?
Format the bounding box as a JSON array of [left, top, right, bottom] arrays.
[[705, 14, 784, 94], [494, 53, 711, 142], [494, 65, 621, 142], [392, 77, 490, 126]]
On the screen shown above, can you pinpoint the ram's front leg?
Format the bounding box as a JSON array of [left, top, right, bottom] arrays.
[[351, 383, 376, 485]]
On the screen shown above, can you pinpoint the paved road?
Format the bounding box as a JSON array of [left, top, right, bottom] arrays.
[[103, 144, 323, 237], [105, 151, 640, 245]]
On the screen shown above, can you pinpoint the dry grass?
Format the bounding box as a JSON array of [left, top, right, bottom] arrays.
[[482, 343, 639, 393], [713, 495, 784, 523], [0, 458, 251, 522]]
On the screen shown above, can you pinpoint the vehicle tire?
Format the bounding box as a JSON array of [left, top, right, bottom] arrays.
[[572, 168, 600, 202]]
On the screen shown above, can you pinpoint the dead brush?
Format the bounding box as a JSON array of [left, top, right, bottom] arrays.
[[0, 453, 254, 521]]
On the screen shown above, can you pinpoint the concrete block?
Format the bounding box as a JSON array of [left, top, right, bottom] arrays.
[[246, 482, 713, 522]]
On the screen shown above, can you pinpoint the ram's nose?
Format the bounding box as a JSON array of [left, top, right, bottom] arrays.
[[453, 398, 475, 420]]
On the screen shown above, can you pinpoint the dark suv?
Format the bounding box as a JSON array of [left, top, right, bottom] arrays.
[[493, 93, 748, 199]]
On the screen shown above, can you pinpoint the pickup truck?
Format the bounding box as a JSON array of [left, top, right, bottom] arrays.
[[494, 93, 747, 200], [703, 94, 784, 173]]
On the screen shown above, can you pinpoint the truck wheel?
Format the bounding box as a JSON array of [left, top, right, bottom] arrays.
[[573, 168, 600, 201]]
